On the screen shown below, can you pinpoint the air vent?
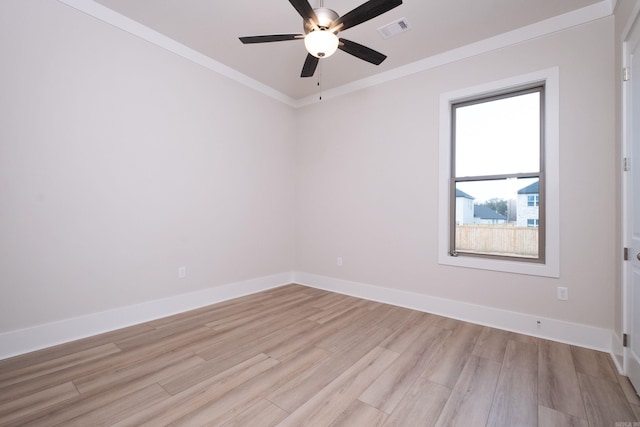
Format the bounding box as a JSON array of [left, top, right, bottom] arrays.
[[377, 18, 411, 39]]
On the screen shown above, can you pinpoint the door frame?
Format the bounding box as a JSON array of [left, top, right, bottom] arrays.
[[623, 4, 640, 380]]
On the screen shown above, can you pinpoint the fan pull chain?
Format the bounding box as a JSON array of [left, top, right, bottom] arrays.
[[316, 0, 324, 101], [317, 62, 323, 101]]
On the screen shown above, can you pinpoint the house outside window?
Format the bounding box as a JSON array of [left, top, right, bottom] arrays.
[[518, 181, 540, 227], [455, 189, 475, 225]]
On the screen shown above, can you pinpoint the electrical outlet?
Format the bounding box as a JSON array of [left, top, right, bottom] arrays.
[[178, 266, 186, 279], [557, 286, 568, 301], [336, 257, 343, 267]]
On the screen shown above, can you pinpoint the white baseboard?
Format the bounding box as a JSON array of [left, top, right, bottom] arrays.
[[1, 270, 615, 361], [0, 272, 294, 361], [611, 332, 626, 374], [293, 272, 613, 353]]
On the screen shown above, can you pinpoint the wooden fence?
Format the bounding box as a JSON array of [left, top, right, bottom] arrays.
[[455, 224, 538, 257]]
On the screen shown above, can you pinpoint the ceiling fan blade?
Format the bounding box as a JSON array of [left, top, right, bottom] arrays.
[[301, 54, 319, 78], [333, 0, 402, 32], [239, 34, 303, 44], [338, 38, 387, 65], [289, 0, 319, 26]]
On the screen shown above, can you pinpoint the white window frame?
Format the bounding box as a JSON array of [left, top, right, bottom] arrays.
[[438, 68, 560, 278]]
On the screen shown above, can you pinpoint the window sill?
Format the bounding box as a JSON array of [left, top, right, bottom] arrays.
[[438, 251, 559, 278]]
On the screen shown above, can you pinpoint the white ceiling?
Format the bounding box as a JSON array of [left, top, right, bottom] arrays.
[[89, 0, 607, 100]]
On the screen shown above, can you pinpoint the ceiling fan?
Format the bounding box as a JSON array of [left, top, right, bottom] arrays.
[[239, 0, 403, 78]]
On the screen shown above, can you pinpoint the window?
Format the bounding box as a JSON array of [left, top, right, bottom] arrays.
[[438, 68, 559, 277], [451, 86, 544, 262]]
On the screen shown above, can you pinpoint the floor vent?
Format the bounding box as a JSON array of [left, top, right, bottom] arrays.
[[377, 18, 411, 39]]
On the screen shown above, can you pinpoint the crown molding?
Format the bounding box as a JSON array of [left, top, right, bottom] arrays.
[[294, 0, 613, 107], [56, 0, 298, 107], [57, 0, 612, 108]]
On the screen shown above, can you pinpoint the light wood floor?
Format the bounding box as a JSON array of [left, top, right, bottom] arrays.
[[0, 284, 638, 426]]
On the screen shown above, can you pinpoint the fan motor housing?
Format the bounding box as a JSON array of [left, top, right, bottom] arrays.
[[304, 8, 339, 33]]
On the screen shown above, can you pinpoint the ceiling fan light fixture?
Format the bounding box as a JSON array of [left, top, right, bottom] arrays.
[[239, 0, 403, 78], [304, 30, 339, 58]]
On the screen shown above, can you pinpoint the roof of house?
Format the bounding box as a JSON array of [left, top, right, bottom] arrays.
[[518, 181, 539, 194], [455, 189, 475, 199], [474, 205, 507, 220]]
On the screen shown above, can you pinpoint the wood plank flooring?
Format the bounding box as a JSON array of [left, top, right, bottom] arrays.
[[0, 284, 637, 426]]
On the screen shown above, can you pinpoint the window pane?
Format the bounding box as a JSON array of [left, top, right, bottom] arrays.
[[454, 177, 539, 258], [454, 92, 540, 177]]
